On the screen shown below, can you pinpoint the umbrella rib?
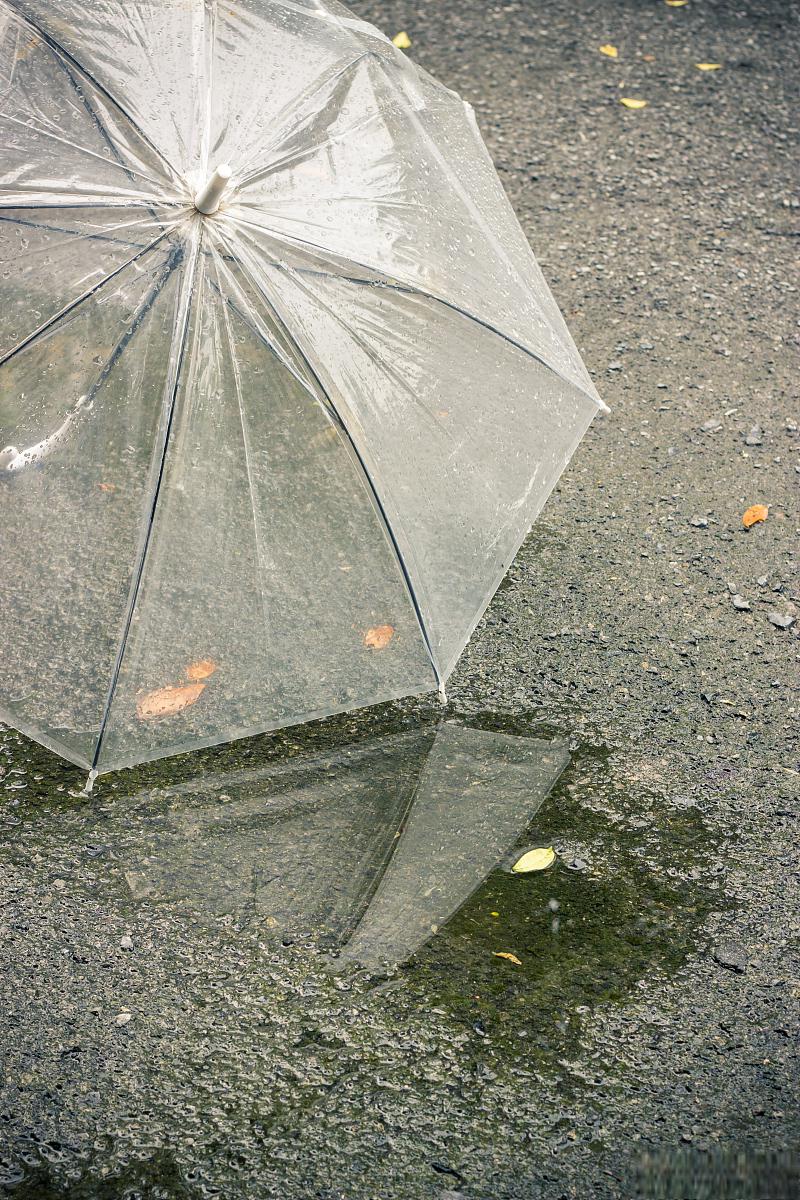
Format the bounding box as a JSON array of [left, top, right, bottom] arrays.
[[0, 209, 178, 252], [0, 226, 174, 371], [91, 227, 201, 770], [225, 216, 606, 412], [207, 246, 324, 410], [3, 2, 184, 184], [225, 235, 443, 692], [366, 277, 607, 412]]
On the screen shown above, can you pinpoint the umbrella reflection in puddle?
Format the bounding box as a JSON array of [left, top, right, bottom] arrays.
[[124, 721, 569, 969]]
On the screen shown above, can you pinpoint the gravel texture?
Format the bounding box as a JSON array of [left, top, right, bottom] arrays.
[[1, 1, 798, 1197]]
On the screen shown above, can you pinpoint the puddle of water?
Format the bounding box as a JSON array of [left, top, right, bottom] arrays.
[[395, 713, 720, 1060]]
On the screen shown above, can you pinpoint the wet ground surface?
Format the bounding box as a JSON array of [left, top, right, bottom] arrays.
[[1, 0, 799, 1197]]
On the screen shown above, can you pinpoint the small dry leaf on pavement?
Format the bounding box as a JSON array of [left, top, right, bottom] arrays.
[[493, 952, 522, 966], [363, 624, 395, 650], [620, 97, 648, 109], [392, 31, 411, 49], [742, 504, 769, 529], [599, 44, 618, 58], [695, 62, 723, 70], [512, 847, 556, 873]]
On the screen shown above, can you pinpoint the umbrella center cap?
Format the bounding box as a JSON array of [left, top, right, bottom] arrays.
[[194, 164, 232, 215]]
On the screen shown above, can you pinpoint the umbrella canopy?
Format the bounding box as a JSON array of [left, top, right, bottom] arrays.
[[0, 0, 606, 774]]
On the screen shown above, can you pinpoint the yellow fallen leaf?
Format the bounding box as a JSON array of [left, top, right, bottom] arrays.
[[493, 951, 522, 966], [490, 911, 500, 918], [136, 683, 205, 720], [695, 62, 722, 70], [620, 97, 648, 109], [512, 846, 556, 873], [665, 0, 688, 6], [363, 624, 395, 650], [742, 504, 769, 529], [600, 44, 618, 58], [392, 31, 411, 49]]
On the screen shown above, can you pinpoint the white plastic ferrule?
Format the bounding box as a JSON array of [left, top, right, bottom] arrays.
[[194, 163, 232, 215]]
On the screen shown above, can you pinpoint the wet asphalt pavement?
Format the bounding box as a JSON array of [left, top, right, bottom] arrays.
[[1, 1, 799, 1197]]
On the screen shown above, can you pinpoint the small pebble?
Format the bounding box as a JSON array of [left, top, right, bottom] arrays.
[[768, 611, 795, 629], [120, 935, 134, 951], [731, 595, 751, 611], [744, 426, 763, 446], [713, 943, 748, 974], [689, 517, 709, 528], [115, 1012, 132, 1026]]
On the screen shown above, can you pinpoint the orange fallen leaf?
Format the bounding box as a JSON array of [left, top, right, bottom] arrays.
[[742, 504, 768, 529], [643, 54, 656, 62], [363, 624, 395, 650], [186, 658, 217, 681], [136, 683, 205, 720], [97, 482, 116, 492], [493, 951, 522, 966]]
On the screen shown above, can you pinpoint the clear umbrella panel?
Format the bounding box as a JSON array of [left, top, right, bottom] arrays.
[[0, 0, 605, 772]]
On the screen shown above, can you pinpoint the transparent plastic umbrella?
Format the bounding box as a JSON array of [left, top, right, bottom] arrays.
[[0, 0, 606, 775]]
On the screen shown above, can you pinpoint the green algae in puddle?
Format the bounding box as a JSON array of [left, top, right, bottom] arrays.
[[393, 734, 721, 1059]]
